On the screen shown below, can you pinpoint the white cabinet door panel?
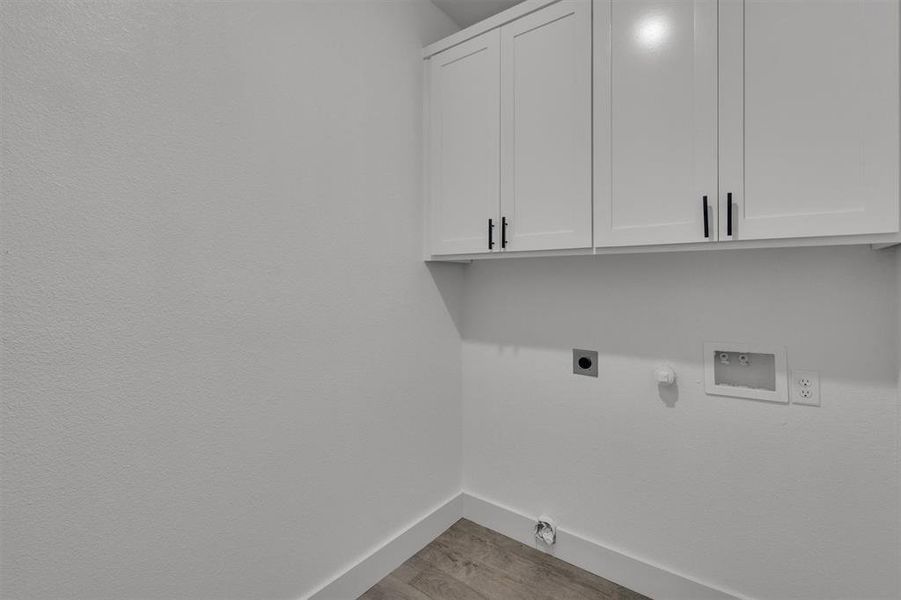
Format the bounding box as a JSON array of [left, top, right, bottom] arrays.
[[428, 31, 501, 256], [500, 0, 592, 252], [720, 0, 900, 240], [595, 0, 718, 247]]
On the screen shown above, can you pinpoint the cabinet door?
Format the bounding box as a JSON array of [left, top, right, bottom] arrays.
[[595, 0, 718, 247], [720, 0, 900, 241], [428, 31, 501, 256], [499, 0, 591, 252]]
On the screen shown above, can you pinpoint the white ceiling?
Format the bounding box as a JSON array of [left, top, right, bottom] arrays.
[[431, 0, 527, 28]]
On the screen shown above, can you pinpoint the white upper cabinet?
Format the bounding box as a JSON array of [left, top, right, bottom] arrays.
[[428, 31, 501, 256], [719, 0, 900, 241], [500, 1, 591, 252], [594, 0, 718, 247], [424, 0, 901, 259], [426, 0, 590, 257]]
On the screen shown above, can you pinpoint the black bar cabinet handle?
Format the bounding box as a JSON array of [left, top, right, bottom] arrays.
[[488, 218, 495, 249], [702, 196, 710, 238], [726, 192, 733, 237], [501, 217, 508, 248]]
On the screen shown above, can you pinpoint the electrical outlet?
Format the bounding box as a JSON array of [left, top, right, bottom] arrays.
[[791, 370, 820, 406], [572, 349, 598, 377]]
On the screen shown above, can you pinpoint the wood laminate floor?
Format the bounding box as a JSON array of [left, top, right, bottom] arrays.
[[358, 519, 650, 600]]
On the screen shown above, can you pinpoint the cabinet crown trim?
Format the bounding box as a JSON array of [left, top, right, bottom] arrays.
[[423, 0, 562, 59]]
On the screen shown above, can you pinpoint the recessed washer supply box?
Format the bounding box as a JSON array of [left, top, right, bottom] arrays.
[[704, 342, 788, 403]]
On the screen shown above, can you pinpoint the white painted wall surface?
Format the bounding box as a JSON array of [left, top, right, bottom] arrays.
[[461, 247, 900, 600], [431, 0, 526, 28], [0, 2, 461, 599], [897, 246, 901, 588]]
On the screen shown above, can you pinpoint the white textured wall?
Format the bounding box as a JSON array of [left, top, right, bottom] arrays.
[[0, 2, 461, 599], [461, 247, 900, 600]]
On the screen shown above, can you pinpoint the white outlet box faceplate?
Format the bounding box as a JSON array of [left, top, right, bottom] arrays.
[[791, 370, 820, 406], [703, 342, 788, 403]]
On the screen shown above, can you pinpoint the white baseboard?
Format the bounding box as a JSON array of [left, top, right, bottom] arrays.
[[304, 491, 748, 600], [462, 492, 748, 600], [305, 493, 463, 600]]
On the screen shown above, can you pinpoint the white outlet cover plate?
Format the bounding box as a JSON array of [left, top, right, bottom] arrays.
[[791, 369, 821, 406], [703, 342, 788, 403]]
